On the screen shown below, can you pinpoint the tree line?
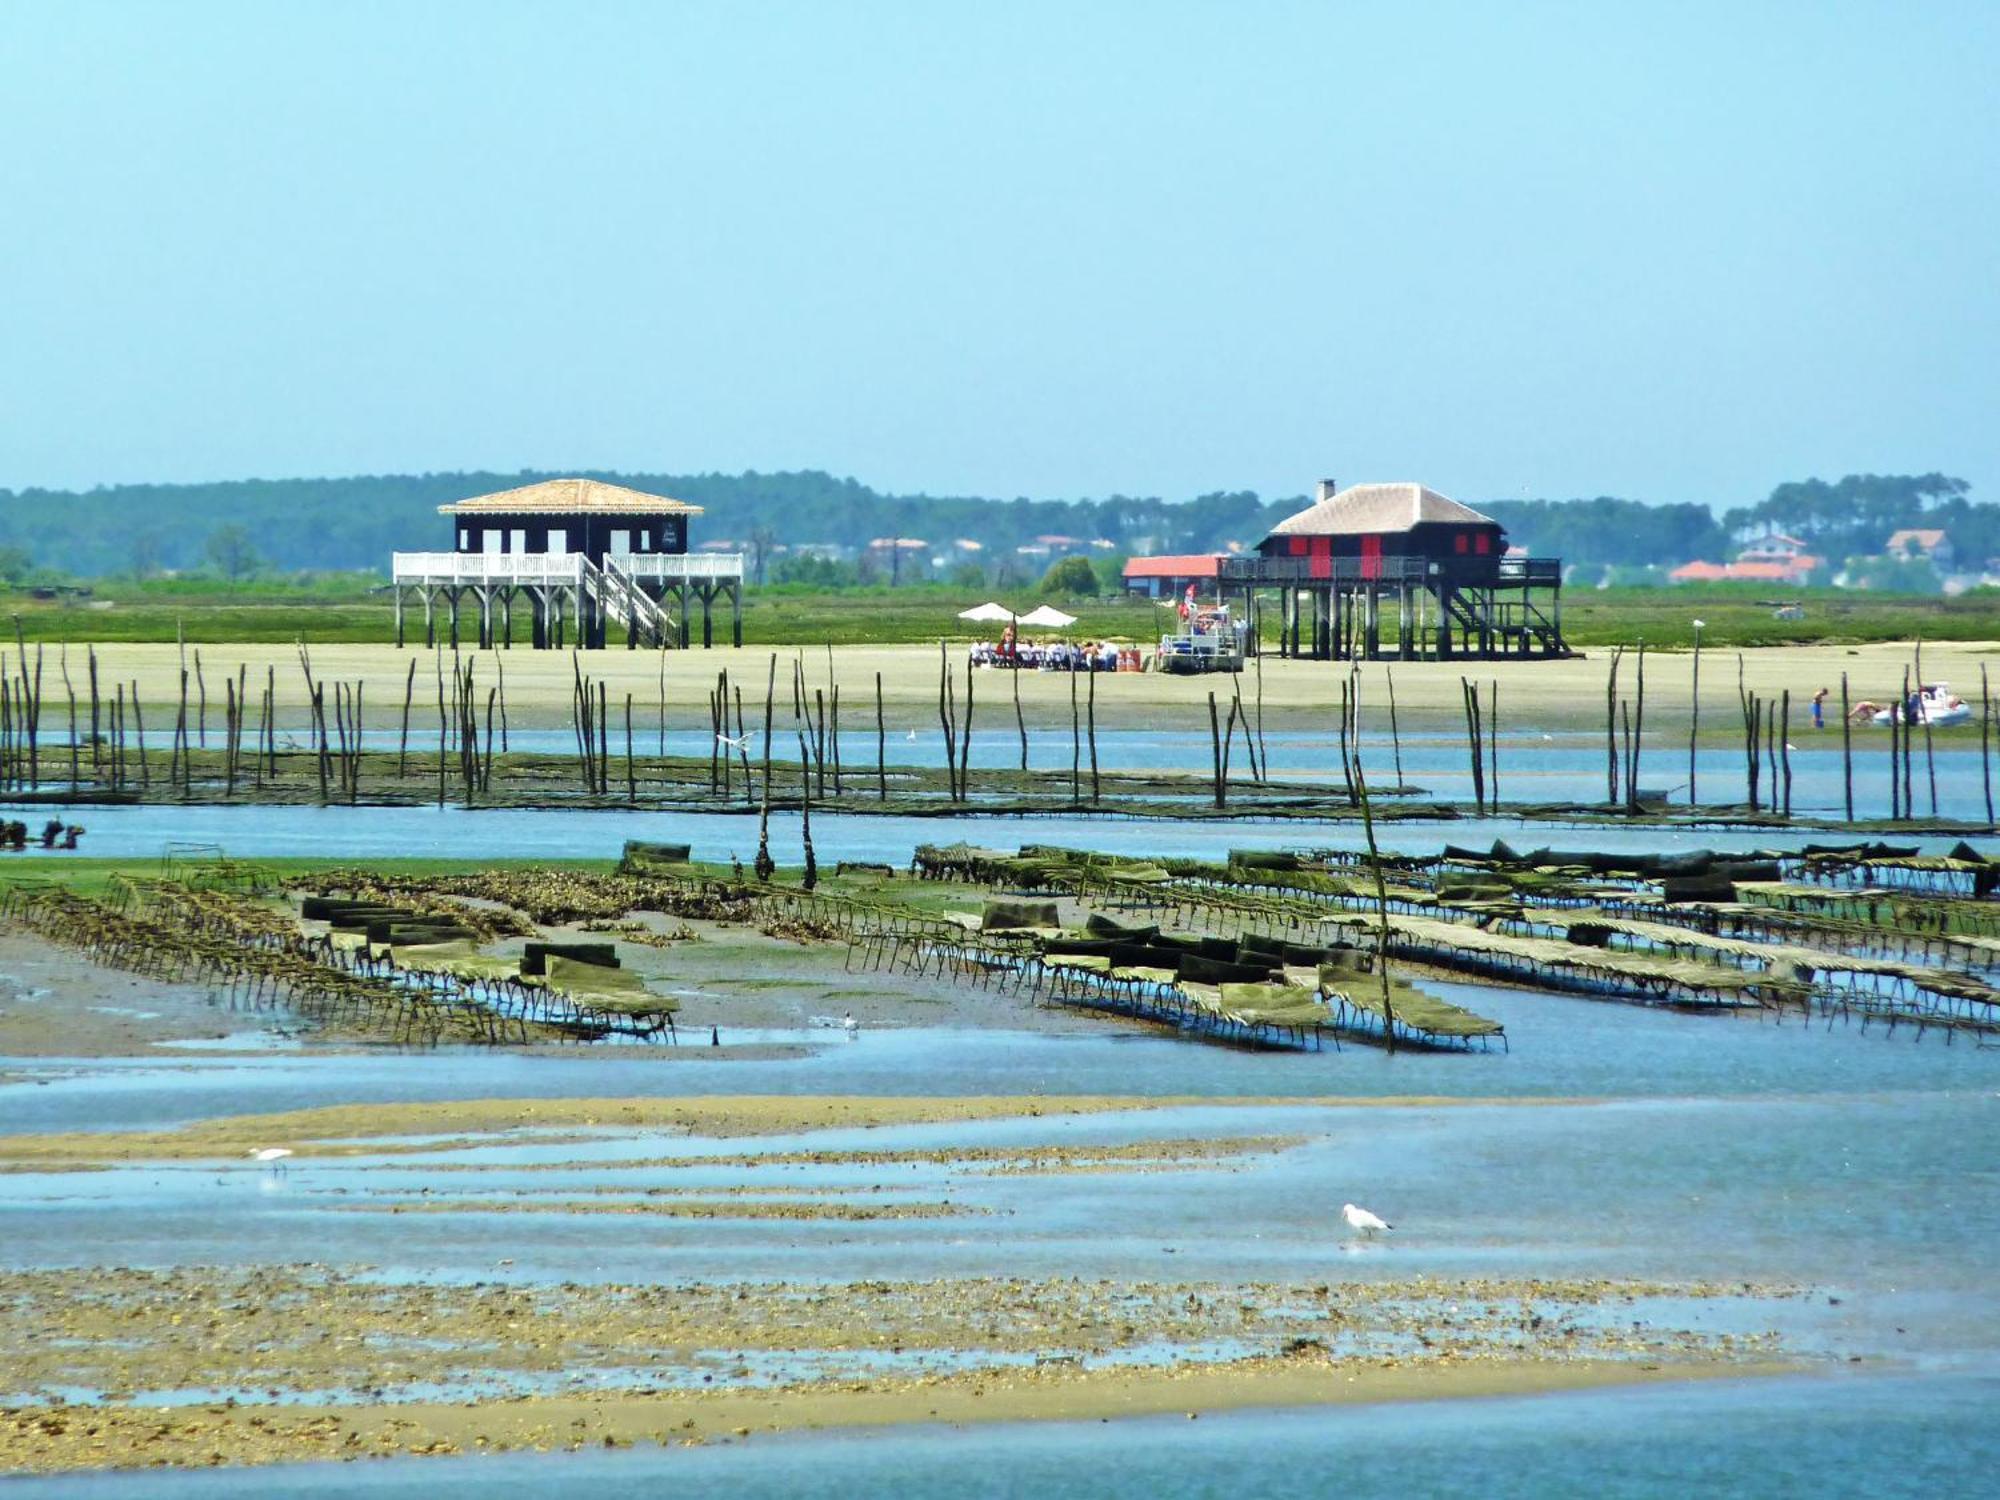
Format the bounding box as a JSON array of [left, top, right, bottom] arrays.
[[0, 468, 1979, 582]]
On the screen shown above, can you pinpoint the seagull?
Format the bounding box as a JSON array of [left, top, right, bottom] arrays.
[[1341, 1202, 1390, 1238], [906, 729, 918, 742], [716, 732, 748, 750], [842, 1012, 859, 1037], [247, 1147, 294, 1172]]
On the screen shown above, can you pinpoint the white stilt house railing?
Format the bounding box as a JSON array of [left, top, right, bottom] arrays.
[[389, 551, 746, 650]]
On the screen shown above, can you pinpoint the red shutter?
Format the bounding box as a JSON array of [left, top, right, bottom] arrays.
[[1475, 532, 1491, 555], [1360, 535, 1382, 580]]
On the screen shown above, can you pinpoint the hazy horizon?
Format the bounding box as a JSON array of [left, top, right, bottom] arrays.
[[3, 2, 1993, 509]]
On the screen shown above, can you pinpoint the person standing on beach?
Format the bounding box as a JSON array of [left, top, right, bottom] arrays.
[[1812, 687, 1828, 729]]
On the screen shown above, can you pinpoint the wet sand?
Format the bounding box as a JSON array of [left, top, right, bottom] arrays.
[[0, 1094, 1567, 1167], [0, 934, 269, 1059], [0, 1356, 1801, 1473], [0, 1260, 1799, 1473]]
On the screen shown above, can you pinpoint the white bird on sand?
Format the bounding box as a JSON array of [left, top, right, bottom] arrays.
[[842, 1012, 859, 1037], [248, 1147, 294, 1171], [1341, 1202, 1391, 1238]]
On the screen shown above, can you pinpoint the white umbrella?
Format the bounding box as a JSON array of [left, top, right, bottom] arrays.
[[956, 601, 1017, 623], [1017, 605, 1077, 629]]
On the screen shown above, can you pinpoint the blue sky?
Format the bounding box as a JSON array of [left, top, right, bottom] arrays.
[[1, 1, 1993, 506]]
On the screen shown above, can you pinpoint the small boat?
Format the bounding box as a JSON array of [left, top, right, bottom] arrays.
[[1871, 683, 1972, 728]]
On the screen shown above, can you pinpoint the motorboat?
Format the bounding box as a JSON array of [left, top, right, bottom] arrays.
[[1871, 683, 1972, 727]]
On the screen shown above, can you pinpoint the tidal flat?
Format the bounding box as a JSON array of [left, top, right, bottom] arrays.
[[0, 831, 1994, 1487]]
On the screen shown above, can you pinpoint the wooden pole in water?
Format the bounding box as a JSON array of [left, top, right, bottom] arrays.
[[129, 682, 148, 788], [1221, 698, 1239, 795], [937, 641, 957, 802], [829, 683, 843, 797], [712, 680, 728, 800], [1336, 677, 1353, 804], [1841, 672, 1854, 823], [437, 649, 449, 808], [597, 682, 609, 798], [796, 723, 818, 890], [1605, 647, 1622, 805], [958, 667, 974, 804], [495, 653, 509, 753], [625, 693, 636, 804], [1067, 666, 1081, 804], [1779, 688, 1793, 819], [1916, 646, 1938, 817], [1742, 689, 1758, 812], [1011, 640, 1028, 774], [813, 687, 828, 797], [224, 678, 237, 797], [1888, 687, 1901, 821], [1351, 755, 1397, 1054], [398, 658, 415, 779], [755, 653, 776, 880], [173, 667, 188, 791], [1626, 641, 1645, 812], [1688, 626, 1701, 806], [943, 661, 961, 803], [60, 646, 77, 795], [1087, 666, 1100, 802], [329, 683, 346, 801], [1900, 666, 1914, 820], [194, 649, 207, 749], [657, 646, 667, 757], [875, 671, 887, 801], [1207, 691, 1224, 809], [733, 686, 751, 802], [1976, 668, 1992, 836], [235, 663, 246, 791], [1620, 699, 1633, 815], [1763, 696, 1777, 813], [1384, 663, 1405, 789], [1254, 650, 1269, 783], [482, 685, 496, 793], [112, 684, 123, 792], [312, 685, 329, 803], [26, 642, 41, 791], [1460, 676, 1484, 814], [1486, 677, 1499, 807], [87, 645, 100, 776]]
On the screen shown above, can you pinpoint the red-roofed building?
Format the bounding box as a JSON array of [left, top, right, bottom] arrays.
[[1669, 556, 1822, 585], [1121, 553, 1224, 599]]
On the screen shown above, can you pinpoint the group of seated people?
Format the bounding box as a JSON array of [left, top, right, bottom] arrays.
[[0, 819, 84, 851], [968, 632, 1125, 672]]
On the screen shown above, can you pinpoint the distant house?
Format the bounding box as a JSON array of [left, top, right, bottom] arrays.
[[1886, 528, 1954, 567], [1121, 553, 1224, 599], [1670, 548, 1821, 586]]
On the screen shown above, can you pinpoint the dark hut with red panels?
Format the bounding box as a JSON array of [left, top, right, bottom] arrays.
[[1214, 480, 1566, 660]]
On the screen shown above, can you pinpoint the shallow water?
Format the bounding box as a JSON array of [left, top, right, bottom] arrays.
[[8, 799, 1984, 870], [6, 1370, 1992, 1499]]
